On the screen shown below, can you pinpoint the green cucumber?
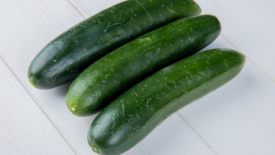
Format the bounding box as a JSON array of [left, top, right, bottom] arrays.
[[67, 15, 221, 116], [88, 48, 246, 155], [28, 0, 201, 89]]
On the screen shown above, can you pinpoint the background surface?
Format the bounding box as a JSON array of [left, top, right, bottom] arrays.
[[0, 0, 275, 155]]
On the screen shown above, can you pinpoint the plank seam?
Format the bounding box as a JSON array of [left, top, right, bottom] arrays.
[[0, 56, 78, 155], [67, 0, 87, 18], [221, 34, 275, 83], [176, 112, 218, 155]]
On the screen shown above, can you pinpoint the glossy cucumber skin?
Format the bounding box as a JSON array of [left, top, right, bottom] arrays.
[[66, 15, 221, 116], [28, 0, 201, 89], [88, 49, 246, 155]]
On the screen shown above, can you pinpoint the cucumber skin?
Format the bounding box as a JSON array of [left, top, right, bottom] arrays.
[[88, 49, 246, 155], [67, 15, 222, 116], [28, 0, 201, 89]]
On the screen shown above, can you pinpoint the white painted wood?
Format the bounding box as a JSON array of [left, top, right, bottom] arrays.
[[2, 0, 275, 154], [179, 36, 275, 155], [0, 0, 216, 155], [0, 1, 87, 154], [0, 59, 75, 155], [195, 0, 275, 81]]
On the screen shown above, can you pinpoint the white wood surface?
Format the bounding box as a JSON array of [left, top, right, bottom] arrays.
[[195, 0, 275, 81], [179, 36, 275, 155], [0, 60, 75, 155], [1, 0, 275, 155]]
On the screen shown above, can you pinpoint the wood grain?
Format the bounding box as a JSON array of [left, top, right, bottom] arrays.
[[0, 59, 75, 155]]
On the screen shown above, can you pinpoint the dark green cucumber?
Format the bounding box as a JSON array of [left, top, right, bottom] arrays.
[[28, 0, 201, 89], [67, 15, 221, 116], [88, 49, 246, 155]]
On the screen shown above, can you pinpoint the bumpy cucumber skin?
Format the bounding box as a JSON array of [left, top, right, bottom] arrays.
[[66, 15, 221, 116], [88, 49, 246, 155], [28, 0, 201, 89]]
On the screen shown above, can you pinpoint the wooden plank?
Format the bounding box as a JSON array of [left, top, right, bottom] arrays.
[[0, 0, 216, 154], [178, 36, 275, 155], [0, 59, 75, 155], [0, 1, 88, 155], [195, 0, 275, 81]]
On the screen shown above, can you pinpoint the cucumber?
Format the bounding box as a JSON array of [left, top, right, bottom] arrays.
[[88, 48, 246, 155], [67, 15, 221, 116], [28, 0, 201, 89]]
